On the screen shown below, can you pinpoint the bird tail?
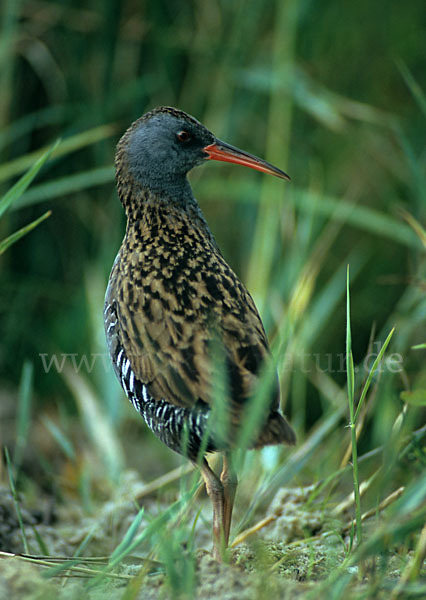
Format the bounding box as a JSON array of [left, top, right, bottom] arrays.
[[255, 412, 296, 448]]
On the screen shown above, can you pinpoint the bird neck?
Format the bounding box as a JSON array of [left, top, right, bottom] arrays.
[[117, 179, 217, 250]]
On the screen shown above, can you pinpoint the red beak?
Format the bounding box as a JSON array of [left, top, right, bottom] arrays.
[[203, 140, 290, 181]]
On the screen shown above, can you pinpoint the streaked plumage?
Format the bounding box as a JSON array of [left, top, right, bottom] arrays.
[[104, 107, 295, 558]]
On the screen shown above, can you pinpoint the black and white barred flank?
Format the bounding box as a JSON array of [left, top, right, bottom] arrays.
[[104, 301, 215, 459]]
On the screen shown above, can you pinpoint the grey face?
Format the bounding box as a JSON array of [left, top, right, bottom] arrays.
[[125, 113, 215, 188]]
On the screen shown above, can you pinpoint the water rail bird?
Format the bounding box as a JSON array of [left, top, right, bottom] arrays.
[[104, 106, 296, 560]]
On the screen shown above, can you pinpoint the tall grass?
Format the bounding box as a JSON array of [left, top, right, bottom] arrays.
[[0, 1, 425, 598]]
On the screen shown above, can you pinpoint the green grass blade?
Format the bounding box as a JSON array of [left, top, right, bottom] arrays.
[[87, 490, 195, 588], [346, 266, 362, 546], [4, 447, 30, 554], [0, 106, 65, 152], [15, 166, 115, 210], [62, 367, 125, 483], [346, 266, 354, 407], [235, 360, 279, 455], [0, 139, 59, 217], [354, 327, 395, 423], [400, 389, 426, 407], [238, 406, 345, 532], [42, 558, 83, 578], [110, 492, 193, 566], [245, 0, 297, 309], [396, 59, 426, 119], [399, 208, 426, 248], [0, 210, 51, 255], [41, 527, 99, 579], [31, 524, 50, 556], [391, 471, 426, 517], [412, 343, 426, 350], [14, 361, 33, 472], [0, 124, 116, 183], [109, 507, 145, 563], [198, 179, 420, 249], [42, 416, 76, 462], [73, 525, 98, 558]]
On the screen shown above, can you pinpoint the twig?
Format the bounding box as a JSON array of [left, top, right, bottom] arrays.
[[4, 447, 30, 553], [135, 463, 194, 500]]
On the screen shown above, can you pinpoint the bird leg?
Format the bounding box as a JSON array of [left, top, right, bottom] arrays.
[[199, 458, 226, 561], [220, 453, 238, 547], [199, 455, 238, 561]]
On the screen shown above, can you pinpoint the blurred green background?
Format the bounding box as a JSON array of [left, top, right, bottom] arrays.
[[0, 0, 424, 485]]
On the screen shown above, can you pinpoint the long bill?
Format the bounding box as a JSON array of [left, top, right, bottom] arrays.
[[203, 140, 290, 181]]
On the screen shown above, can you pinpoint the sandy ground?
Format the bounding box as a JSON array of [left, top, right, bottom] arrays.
[[0, 471, 407, 599]]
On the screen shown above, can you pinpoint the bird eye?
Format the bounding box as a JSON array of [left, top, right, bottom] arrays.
[[177, 130, 191, 142]]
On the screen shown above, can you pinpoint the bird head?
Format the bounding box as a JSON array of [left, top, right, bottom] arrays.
[[117, 106, 290, 197]]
